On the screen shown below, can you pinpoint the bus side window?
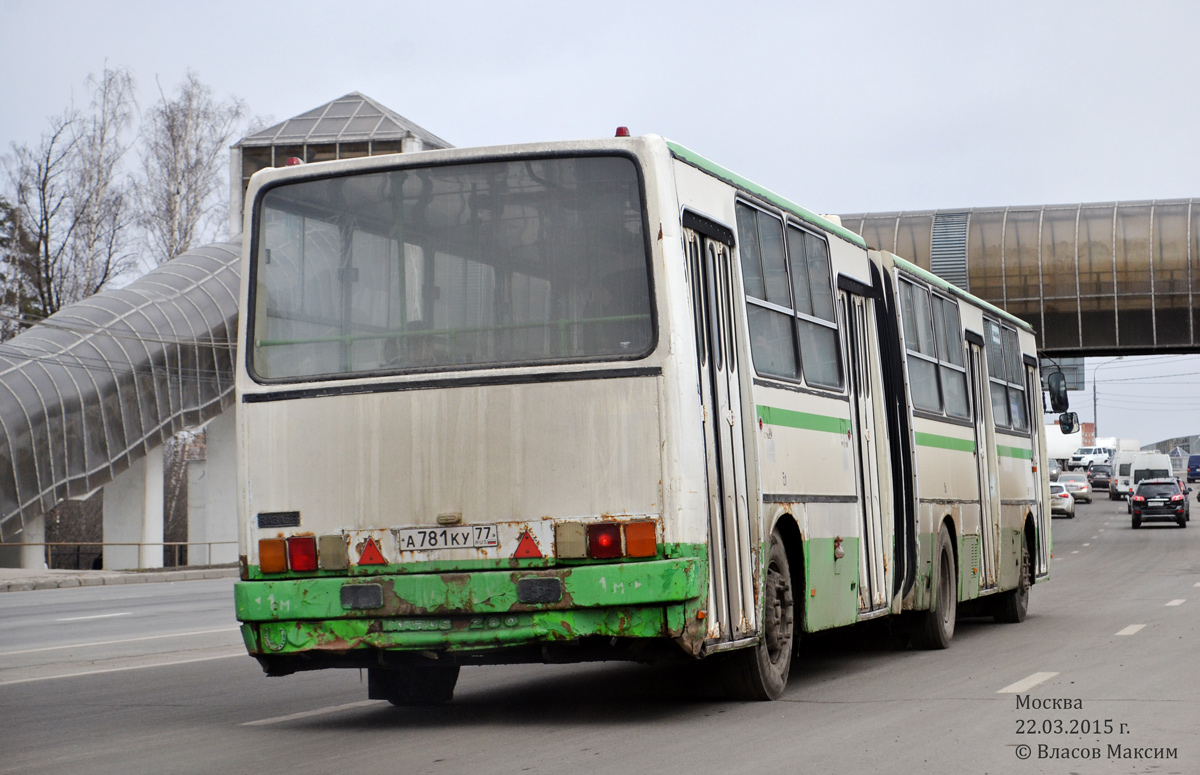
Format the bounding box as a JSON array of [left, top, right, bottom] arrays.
[[736, 204, 798, 380], [787, 228, 842, 389]]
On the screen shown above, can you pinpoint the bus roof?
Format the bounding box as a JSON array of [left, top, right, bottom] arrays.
[[889, 255, 1034, 334], [665, 140, 867, 249], [664, 139, 1033, 336]]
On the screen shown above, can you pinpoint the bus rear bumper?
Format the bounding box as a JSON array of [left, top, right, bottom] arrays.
[[235, 557, 704, 663]]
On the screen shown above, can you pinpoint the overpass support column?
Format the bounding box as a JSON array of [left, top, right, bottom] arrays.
[[103, 453, 165, 570], [0, 515, 47, 569], [188, 412, 238, 566]]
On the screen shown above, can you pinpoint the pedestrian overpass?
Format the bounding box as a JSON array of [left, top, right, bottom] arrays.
[[840, 200, 1200, 357]]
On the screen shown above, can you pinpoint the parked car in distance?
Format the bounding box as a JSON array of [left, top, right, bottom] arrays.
[[1047, 458, 1061, 481], [1130, 478, 1191, 528], [1087, 463, 1113, 490], [1069, 446, 1111, 470], [1049, 482, 1075, 518], [1058, 472, 1092, 503], [1187, 454, 1200, 483]]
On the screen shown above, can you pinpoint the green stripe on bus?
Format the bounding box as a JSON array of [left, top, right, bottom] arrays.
[[913, 432, 976, 452], [998, 445, 1033, 460], [756, 405, 851, 435]]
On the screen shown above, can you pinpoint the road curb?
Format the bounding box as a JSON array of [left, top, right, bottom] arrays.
[[0, 566, 239, 593]]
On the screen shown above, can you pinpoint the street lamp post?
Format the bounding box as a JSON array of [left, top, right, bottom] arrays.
[[1092, 357, 1124, 439]]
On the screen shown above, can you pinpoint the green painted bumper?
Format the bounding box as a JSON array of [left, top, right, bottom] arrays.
[[236, 557, 702, 655]]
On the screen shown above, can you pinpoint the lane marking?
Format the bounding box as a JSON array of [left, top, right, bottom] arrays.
[[1166, 599, 1185, 607], [0, 652, 243, 687], [56, 612, 133, 622], [1116, 624, 1145, 636], [0, 627, 239, 657], [242, 700, 383, 726], [1071, 551, 1079, 554], [1082, 543, 1090, 547], [998, 672, 1059, 694], [1193, 582, 1200, 588]]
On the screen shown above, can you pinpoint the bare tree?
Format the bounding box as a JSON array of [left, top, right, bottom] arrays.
[[138, 71, 246, 264], [1, 67, 137, 325], [0, 196, 37, 340]]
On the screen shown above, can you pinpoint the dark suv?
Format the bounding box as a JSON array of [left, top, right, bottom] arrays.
[[1088, 463, 1113, 490], [1130, 478, 1191, 529]]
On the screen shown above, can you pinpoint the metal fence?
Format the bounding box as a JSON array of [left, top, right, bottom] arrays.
[[0, 541, 238, 570]]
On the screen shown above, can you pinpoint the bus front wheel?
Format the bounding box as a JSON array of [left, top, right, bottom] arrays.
[[722, 531, 793, 701], [368, 664, 460, 706], [993, 533, 1030, 623], [913, 523, 956, 649]]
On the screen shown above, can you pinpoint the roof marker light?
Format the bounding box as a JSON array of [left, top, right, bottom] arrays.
[[614, 126, 630, 137], [285, 156, 305, 166]]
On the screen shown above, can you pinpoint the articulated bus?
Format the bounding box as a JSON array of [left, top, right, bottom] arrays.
[[233, 134, 1065, 702]]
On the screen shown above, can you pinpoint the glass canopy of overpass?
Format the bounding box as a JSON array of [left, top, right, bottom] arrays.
[[840, 200, 1200, 356]]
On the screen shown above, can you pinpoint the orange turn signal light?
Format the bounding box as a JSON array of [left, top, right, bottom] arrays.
[[259, 538, 287, 573], [624, 521, 657, 557]]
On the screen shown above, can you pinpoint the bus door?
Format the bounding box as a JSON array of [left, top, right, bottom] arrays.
[[1026, 364, 1050, 577], [840, 290, 889, 613], [685, 227, 754, 641], [968, 339, 1000, 589]]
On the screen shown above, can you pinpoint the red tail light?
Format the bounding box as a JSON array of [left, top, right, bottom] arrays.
[[287, 536, 318, 571], [1171, 494, 1184, 502], [1132, 495, 1146, 503], [587, 523, 622, 559]]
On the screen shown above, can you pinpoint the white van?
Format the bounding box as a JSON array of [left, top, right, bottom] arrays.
[[1110, 451, 1139, 500], [1130, 452, 1173, 486]]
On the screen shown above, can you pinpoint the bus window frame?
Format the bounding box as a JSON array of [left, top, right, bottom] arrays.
[[898, 276, 972, 423], [244, 150, 660, 386], [734, 197, 845, 395]]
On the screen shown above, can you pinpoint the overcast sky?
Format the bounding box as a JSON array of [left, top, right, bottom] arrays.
[[2, 0, 1199, 446]]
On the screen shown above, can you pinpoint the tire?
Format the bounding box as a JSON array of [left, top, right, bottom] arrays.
[[913, 523, 956, 649], [994, 532, 1031, 623], [1131, 515, 1141, 529], [1178, 514, 1187, 528], [368, 665, 460, 706], [722, 531, 794, 701]]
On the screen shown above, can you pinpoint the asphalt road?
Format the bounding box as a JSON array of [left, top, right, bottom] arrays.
[[1, 496, 1196, 775]]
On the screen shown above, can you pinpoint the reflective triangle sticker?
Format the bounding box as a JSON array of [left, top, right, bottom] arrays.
[[512, 531, 543, 559], [357, 536, 387, 566]]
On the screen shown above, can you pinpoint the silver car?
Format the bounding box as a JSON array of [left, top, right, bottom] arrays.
[[1050, 482, 1075, 517], [1058, 472, 1092, 504]]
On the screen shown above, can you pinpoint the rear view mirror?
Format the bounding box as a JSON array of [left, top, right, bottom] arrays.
[[1058, 412, 1078, 434], [1047, 371, 1069, 413]]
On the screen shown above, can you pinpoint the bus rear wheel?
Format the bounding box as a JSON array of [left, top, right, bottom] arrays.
[[913, 523, 956, 649], [368, 664, 460, 706], [722, 531, 793, 701]]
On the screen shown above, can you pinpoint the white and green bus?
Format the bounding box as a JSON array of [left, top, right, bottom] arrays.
[[233, 134, 1066, 702]]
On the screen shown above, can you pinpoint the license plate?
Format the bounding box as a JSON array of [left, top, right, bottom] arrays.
[[396, 525, 499, 551], [1149, 500, 1165, 507]]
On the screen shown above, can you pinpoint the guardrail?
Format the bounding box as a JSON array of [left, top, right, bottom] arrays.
[[0, 541, 238, 570]]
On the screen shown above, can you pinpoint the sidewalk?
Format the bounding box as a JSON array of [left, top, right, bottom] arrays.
[[0, 564, 239, 593]]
